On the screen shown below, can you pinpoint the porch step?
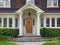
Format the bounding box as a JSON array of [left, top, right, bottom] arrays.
[[11, 37, 49, 42]]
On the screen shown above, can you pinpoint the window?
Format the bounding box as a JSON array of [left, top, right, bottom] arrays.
[[0, 0, 4, 6], [3, 18, 7, 27], [41, 18, 43, 27], [9, 18, 12, 27], [15, 18, 18, 27], [0, 0, 10, 7], [57, 18, 60, 27], [26, 0, 34, 4], [46, 18, 50, 27], [52, 18, 55, 27], [0, 18, 2, 27], [47, 0, 58, 7]]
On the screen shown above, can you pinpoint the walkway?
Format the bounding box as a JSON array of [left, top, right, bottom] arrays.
[[14, 42, 45, 45]]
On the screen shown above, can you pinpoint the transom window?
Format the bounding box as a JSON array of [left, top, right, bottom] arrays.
[[0, 0, 10, 8], [47, 0, 58, 7], [26, 0, 34, 4]]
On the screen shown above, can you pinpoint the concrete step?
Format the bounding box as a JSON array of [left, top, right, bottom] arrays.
[[11, 37, 49, 42]]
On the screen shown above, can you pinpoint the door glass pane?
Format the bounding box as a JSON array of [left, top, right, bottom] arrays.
[[3, 18, 7, 27], [9, 18, 12, 27]]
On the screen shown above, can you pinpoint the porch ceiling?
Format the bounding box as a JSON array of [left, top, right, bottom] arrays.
[[23, 8, 36, 15]]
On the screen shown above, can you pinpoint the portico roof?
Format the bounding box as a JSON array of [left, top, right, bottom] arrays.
[[16, 2, 44, 13]]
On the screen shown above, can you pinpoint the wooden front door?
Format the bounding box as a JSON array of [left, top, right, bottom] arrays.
[[26, 18, 32, 34]]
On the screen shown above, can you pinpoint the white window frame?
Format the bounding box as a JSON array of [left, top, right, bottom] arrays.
[[57, 18, 60, 27], [0, 0, 11, 8], [46, 18, 50, 27], [9, 18, 12, 27], [47, 0, 59, 8], [51, 18, 55, 27], [26, 0, 35, 4]]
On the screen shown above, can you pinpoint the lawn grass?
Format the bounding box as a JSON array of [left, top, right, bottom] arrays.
[[0, 42, 17, 45], [42, 42, 60, 45]]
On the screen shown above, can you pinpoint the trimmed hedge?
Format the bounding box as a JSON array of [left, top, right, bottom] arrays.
[[0, 28, 19, 37], [0, 36, 11, 41], [40, 28, 60, 37]]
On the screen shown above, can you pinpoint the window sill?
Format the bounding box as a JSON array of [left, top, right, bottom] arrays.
[[0, 6, 11, 8], [46, 6, 59, 8]]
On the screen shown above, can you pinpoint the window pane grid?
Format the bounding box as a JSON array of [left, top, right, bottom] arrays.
[[9, 18, 12, 27], [5, 0, 10, 6], [3, 18, 7, 27], [52, 18, 55, 27], [47, 0, 52, 6], [0, 0, 10, 7], [53, 0, 57, 6], [0, 0, 4, 6], [46, 18, 50, 27], [57, 18, 60, 27], [47, 0, 58, 7]]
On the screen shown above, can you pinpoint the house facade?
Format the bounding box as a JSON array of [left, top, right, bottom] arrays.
[[0, 0, 60, 36]]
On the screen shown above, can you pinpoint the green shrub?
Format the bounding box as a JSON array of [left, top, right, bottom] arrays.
[[0, 28, 19, 37], [40, 28, 60, 37], [0, 36, 11, 41], [56, 37, 60, 40]]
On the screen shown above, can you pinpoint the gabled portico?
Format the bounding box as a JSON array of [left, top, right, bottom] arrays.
[[16, 2, 44, 36]]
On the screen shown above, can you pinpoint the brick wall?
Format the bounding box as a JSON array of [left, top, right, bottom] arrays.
[[16, 0, 25, 8], [35, 0, 42, 8], [11, 0, 60, 9]]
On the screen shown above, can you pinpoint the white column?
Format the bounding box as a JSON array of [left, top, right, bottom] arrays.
[[12, 18, 15, 28], [19, 13, 23, 36], [55, 18, 57, 28], [44, 18, 46, 27], [2, 18, 3, 28], [37, 12, 40, 36], [7, 18, 9, 28]]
